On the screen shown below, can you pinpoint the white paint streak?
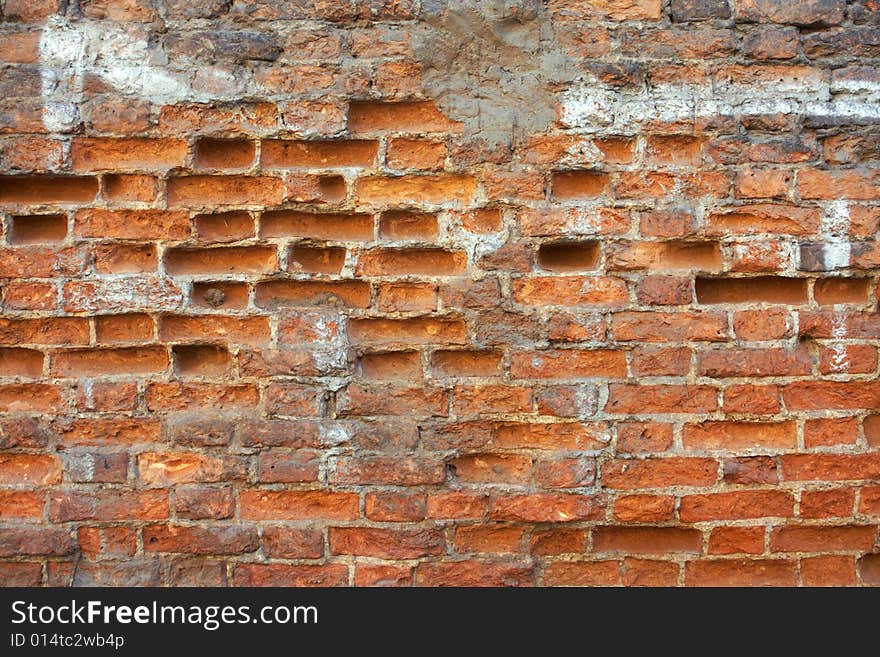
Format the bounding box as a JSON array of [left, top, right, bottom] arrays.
[[829, 312, 849, 373], [320, 424, 349, 447], [561, 73, 880, 130], [311, 313, 349, 374], [38, 17, 242, 131], [446, 210, 508, 261], [81, 378, 95, 409], [820, 200, 852, 271], [39, 18, 87, 132], [65, 277, 184, 313]]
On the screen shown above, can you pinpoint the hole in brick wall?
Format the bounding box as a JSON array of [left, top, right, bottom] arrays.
[[288, 245, 346, 274], [658, 242, 721, 269], [94, 314, 154, 344], [318, 175, 347, 202], [430, 350, 502, 377], [695, 276, 808, 304], [194, 211, 254, 243], [94, 243, 157, 274], [865, 415, 880, 447], [359, 351, 422, 380], [814, 277, 870, 305], [537, 241, 600, 271], [551, 170, 610, 199], [164, 246, 277, 275], [596, 137, 636, 164], [191, 282, 249, 309], [357, 248, 467, 276], [173, 344, 231, 377], [195, 139, 256, 169], [0, 347, 44, 377], [8, 214, 67, 244], [377, 282, 438, 312], [259, 211, 374, 240], [0, 175, 98, 203], [379, 211, 439, 240], [103, 174, 157, 203], [347, 100, 457, 133]]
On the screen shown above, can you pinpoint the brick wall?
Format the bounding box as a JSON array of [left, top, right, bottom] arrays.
[[1, 0, 879, 586]]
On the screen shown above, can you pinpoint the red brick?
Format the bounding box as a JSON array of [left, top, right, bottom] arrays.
[[859, 486, 880, 515], [622, 559, 680, 587], [0, 489, 45, 518], [681, 490, 794, 521], [543, 561, 620, 587], [449, 453, 533, 484], [494, 422, 609, 451], [602, 458, 718, 490], [510, 349, 626, 379], [698, 346, 811, 378], [613, 495, 675, 522], [144, 524, 258, 555], [616, 422, 674, 454], [0, 175, 98, 204], [240, 490, 358, 520], [330, 456, 445, 486], [612, 311, 728, 342], [489, 493, 604, 522], [164, 246, 278, 275], [0, 347, 44, 377], [49, 490, 168, 522], [452, 385, 532, 415], [357, 248, 466, 276], [365, 492, 426, 522], [723, 384, 780, 414], [173, 486, 235, 520], [683, 421, 796, 450], [75, 209, 189, 240], [513, 276, 629, 307], [355, 174, 476, 205], [685, 559, 797, 587], [348, 101, 461, 133], [708, 526, 765, 555], [781, 454, 880, 481], [594, 526, 702, 554], [454, 525, 523, 554], [415, 561, 533, 587], [255, 280, 370, 309], [801, 555, 857, 587], [426, 492, 489, 520], [260, 210, 373, 240], [138, 452, 246, 486], [167, 176, 284, 207], [606, 385, 718, 414], [51, 347, 168, 377], [355, 564, 413, 587], [71, 138, 187, 171], [0, 528, 72, 558], [770, 526, 877, 553], [330, 527, 444, 559], [800, 488, 855, 519], [261, 527, 324, 559], [0, 453, 61, 485], [348, 318, 467, 346], [234, 564, 348, 587]]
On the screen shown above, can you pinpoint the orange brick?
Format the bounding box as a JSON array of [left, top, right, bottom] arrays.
[[71, 138, 188, 171]]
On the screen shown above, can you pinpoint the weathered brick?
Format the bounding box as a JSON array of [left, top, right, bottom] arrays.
[[4, 1, 877, 589]]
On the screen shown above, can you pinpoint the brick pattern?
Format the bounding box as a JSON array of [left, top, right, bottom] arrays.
[[1, 0, 879, 587]]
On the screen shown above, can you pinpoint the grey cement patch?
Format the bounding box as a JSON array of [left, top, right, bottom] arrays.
[[413, 0, 572, 150]]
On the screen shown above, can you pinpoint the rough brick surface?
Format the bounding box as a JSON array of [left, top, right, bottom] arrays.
[[1, 0, 879, 587]]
